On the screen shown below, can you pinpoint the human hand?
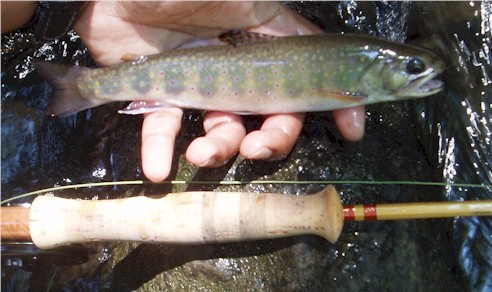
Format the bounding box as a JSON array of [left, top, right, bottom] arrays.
[[73, 2, 366, 182]]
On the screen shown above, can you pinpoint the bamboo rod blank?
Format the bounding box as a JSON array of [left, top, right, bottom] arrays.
[[344, 200, 492, 221]]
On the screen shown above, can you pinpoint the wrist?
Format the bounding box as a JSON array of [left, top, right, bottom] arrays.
[[1, 1, 37, 33]]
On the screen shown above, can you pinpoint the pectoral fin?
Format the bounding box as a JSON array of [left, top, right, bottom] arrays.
[[324, 90, 367, 103]]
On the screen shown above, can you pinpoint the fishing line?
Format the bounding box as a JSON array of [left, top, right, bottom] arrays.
[[1, 180, 491, 205]]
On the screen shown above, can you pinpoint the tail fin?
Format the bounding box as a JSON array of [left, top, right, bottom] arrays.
[[35, 62, 102, 117]]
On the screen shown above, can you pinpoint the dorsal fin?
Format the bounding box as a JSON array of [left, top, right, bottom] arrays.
[[218, 30, 279, 47], [120, 53, 148, 64]]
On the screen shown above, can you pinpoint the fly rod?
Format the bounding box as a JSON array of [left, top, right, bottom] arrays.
[[1, 186, 491, 249]]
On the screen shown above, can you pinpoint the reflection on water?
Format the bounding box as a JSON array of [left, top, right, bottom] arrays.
[[419, 1, 492, 290], [1, 1, 491, 291], [338, 1, 411, 42]]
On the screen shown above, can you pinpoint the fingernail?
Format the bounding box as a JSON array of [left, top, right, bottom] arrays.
[[198, 157, 216, 167], [249, 147, 273, 160]]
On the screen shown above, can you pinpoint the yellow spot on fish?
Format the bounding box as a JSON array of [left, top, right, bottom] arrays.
[[195, 76, 199, 81]]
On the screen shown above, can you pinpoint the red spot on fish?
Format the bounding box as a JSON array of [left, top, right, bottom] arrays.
[[248, 89, 253, 94], [235, 76, 240, 82], [170, 80, 175, 86], [260, 76, 265, 81], [311, 86, 317, 91], [184, 70, 189, 75], [222, 70, 227, 75], [288, 90, 293, 95], [234, 92, 239, 96], [275, 83, 280, 88], [160, 71, 164, 76], [303, 76, 308, 81], [274, 71, 278, 75], [190, 86, 195, 91], [301, 67, 305, 71], [207, 76, 212, 81], [155, 87, 160, 91], [222, 87, 226, 92]]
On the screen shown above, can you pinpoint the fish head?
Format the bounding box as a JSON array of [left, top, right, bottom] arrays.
[[362, 46, 445, 102]]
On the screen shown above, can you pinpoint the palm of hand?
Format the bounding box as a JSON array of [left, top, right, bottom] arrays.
[[75, 2, 295, 66]]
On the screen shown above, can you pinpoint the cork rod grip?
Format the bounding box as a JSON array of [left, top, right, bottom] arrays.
[[29, 186, 344, 249]]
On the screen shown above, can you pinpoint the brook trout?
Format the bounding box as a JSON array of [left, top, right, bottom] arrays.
[[35, 32, 444, 117]]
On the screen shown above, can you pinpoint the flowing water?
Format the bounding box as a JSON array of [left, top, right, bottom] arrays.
[[1, 1, 491, 291]]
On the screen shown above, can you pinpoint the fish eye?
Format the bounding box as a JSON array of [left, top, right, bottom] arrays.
[[405, 58, 426, 74]]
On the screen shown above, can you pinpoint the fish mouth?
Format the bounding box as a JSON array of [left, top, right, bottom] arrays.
[[401, 69, 444, 97], [417, 78, 443, 95]]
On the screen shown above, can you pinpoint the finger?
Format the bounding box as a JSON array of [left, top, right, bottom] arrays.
[[332, 106, 366, 141], [141, 108, 183, 182], [240, 113, 305, 160], [186, 112, 246, 167]]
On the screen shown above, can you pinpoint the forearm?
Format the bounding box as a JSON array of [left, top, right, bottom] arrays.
[[1, 1, 37, 33]]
